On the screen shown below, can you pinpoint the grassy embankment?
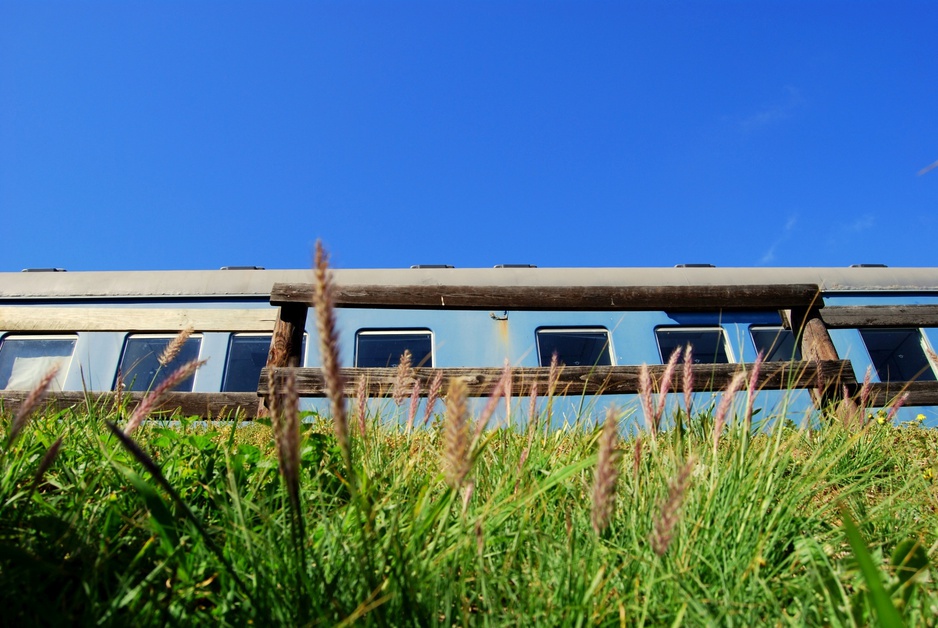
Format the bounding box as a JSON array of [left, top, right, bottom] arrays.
[[2, 244, 937, 625]]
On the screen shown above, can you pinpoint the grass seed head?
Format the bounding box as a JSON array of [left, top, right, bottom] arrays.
[[158, 326, 194, 367], [591, 405, 621, 535], [9, 364, 60, 446], [124, 359, 205, 435], [650, 456, 696, 557], [443, 378, 470, 490]]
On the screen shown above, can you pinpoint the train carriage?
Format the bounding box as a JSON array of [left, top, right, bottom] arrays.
[[2, 265, 937, 426]]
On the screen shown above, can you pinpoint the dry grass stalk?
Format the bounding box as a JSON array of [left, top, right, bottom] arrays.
[[443, 378, 470, 490], [474, 361, 511, 443], [277, 369, 301, 511], [546, 352, 560, 425], [744, 352, 763, 431], [591, 405, 621, 534], [30, 436, 64, 492], [124, 359, 206, 435], [859, 366, 873, 426], [639, 364, 656, 437], [423, 369, 443, 427], [313, 240, 349, 469], [682, 344, 695, 417], [356, 374, 368, 437], [405, 380, 420, 433], [267, 367, 281, 433], [887, 392, 910, 422], [712, 371, 746, 454], [9, 364, 60, 446], [654, 347, 682, 430], [650, 456, 696, 557], [158, 326, 194, 367], [393, 350, 413, 406], [527, 382, 539, 431]]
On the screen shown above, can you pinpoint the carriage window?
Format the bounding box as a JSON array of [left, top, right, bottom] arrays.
[[117, 334, 202, 392], [656, 327, 730, 364], [222, 334, 307, 392], [536, 328, 612, 367], [859, 328, 936, 382], [0, 335, 76, 390], [355, 330, 433, 368], [750, 327, 802, 361]]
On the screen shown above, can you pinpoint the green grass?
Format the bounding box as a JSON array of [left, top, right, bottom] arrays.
[[1, 400, 937, 626]]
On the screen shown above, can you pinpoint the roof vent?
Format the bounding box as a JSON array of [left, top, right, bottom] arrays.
[[21, 268, 67, 272], [494, 264, 537, 268], [220, 266, 265, 270], [675, 264, 715, 268], [849, 264, 888, 268], [410, 265, 454, 269]]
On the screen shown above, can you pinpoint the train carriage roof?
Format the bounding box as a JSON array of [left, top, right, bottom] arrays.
[[1, 267, 937, 300]]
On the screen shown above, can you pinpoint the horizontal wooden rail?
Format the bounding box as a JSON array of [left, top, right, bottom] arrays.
[[0, 392, 259, 419], [270, 283, 822, 311], [858, 382, 938, 408], [259, 361, 856, 398], [819, 305, 938, 329]]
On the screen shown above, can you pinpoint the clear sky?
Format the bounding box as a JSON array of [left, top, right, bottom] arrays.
[[1, 1, 936, 272]]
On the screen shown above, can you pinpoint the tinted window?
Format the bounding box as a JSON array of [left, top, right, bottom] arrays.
[[356, 331, 433, 368], [536, 328, 612, 367], [859, 328, 936, 382], [223, 334, 272, 392], [750, 327, 802, 361], [117, 334, 202, 392], [656, 328, 729, 364], [0, 335, 76, 390]]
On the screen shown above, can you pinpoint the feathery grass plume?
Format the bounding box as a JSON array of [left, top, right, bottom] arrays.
[[744, 351, 763, 431], [30, 436, 64, 495], [405, 380, 420, 433], [313, 240, 349, 470], [546, 351, 560, 425], [356, 373, 368, 437], [591, 405, 622, 534], [393, 349, 413, 406], [682, 343, 695, 417], [655, 347, 682, 430], [474, 361, 511, 444], [266, 365, 280, 428], [124, 359, 206, 435], [650, 456, 696, 557], [443, 378, 470, 490], [8, 364, 60, 446], [277, 368, 302, 513], [423, 369, 443, 427], [859, 366, 873, 426], [639, 363, 656, 437], [712, 371, 746, 454], [886, 392, 910, 422], [527, 382, 539, 431], [158, 326, 194, 367]]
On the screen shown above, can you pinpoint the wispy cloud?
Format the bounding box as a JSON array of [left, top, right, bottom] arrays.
[[848, 214, 875, 232], [759, 214, 798, 264], [740, 86, 806, 132]]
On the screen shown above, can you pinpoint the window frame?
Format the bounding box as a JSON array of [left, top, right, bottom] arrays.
[[354, 329, 434, 368], [749, 325, 802, 362], [115, 332, 203, 392], [534, 326, 614, 368], [0, 333, 77, 391], [654, 326, 733, 364]]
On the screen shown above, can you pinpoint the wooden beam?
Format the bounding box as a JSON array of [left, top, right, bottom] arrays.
[[0, 307, 277, 332], [270, 283, 822, 311], [0, 392, 259, 418], [820, 305, 938, 329], [258, 361, 855, 398], [855, 382, 938, 408]]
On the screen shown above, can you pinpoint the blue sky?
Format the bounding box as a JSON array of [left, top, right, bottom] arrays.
[[1, 1, 936, 272]]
